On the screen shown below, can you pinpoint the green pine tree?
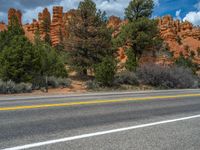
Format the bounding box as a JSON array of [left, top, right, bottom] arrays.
[[114, 0, 162, 71], [33, 30, 68, 78], [0, 35, 40, 83], [95, 56, 116, 86], [0, 15, 24, 51], [65, 0, 114, 76], [125, 0, 154, 21], [43, 17, 51, 45]]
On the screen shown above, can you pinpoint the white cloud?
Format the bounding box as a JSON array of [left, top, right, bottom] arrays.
[[96, 0, 130, 17], [23, 0, 81, 23], [175, 9, 181, 20], [23, 7, 47, 23], [183, 1, 200, 26], [0, 12, 7, 23], [154, 0, 159, 6], [21, 0, 160, 23], [183, 11, 200, 26], [195, 1, 200, 10]]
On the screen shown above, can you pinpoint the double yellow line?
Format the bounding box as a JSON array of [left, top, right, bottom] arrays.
[[0, 93, 200, 111]]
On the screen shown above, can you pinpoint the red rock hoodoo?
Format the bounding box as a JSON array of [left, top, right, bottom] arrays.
[[158, 15, 200, 64], [108, 15, 200, 65], [8, 8, 22, 26], [0, 22, 7, 32], [50, 6, 63, 46], [24, 8, 51, 42]]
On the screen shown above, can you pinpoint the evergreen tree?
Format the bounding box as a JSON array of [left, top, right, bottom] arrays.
[[65, 0, 114, 76], [125, 0, 154, 21], [115, 18, 162, 71], [115, 0, 162, 71], [0, 35, 40, 83], [125, 48, 137, 71], [95, 56, 116, 86], [42, 17, 51, 45], [55, 27, 65, 51], [0, 16, 67, 84], [0, 16, 39, 83], [33, 30, 68, 78], [0, 16, 24, 51]]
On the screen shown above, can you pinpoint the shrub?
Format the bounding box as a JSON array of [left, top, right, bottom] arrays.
[[47, 76, 59, 88], [137, 63, 198, 89], [175, 53, 198, 73], [15, 83, 32, 93], [57, 77, 72, 88], [114, 71, 139, 86], [47, 76, 71, 88], [0, 80, 16, 94], [31, 76, 46, 90], [85, 80, 100, 89], [95, 57, 116, 86], [0, 79, 32, 94]]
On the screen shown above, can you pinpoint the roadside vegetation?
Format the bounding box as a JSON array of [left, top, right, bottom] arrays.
[[0, 0, 199, 94]]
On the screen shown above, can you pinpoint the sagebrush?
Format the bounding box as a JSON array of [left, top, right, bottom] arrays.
[[114, 71, 139, 86], [0, 80, 32, 94], [136, 63, 198, 89]]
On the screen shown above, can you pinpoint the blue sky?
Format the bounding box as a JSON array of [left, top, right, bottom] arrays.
[[154, 0, 200, 25], [154, 0, 197, 17], [0, 0, 200, 25]]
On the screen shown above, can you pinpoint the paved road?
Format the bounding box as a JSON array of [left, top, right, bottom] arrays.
[[1, 89, 200, 150]]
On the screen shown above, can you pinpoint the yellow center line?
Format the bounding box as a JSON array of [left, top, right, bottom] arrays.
[[0, 93, 200, 111]]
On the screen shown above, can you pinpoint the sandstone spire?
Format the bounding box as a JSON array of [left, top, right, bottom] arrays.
[[50, 6, 63, 46], [8, 8, 22, 26]]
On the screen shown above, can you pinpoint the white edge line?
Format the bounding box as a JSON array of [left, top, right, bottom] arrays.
[[3, 114, 200, 150]]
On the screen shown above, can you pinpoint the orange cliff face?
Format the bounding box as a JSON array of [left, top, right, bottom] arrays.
[[158, 15, 200, 64]]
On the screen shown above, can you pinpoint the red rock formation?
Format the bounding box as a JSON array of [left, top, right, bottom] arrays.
[[158, 15, 200, 64], [8, 8, 22, 25], [107, 16, 129, 64], [24, 8, 51, 41], [107, 16, 121, 29], [22, 7, 70, 46], [50, 6, 63, 46], [38, 8, 51, 34], [0, 22, 7, 31], [108, 15, 200, 66]]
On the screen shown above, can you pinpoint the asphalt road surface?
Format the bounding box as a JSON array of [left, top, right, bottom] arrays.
[[1, 89, 200, 150]]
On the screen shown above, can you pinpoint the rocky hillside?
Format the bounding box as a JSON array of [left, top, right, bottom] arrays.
[[0, 7, 200, 65], [108, 15, 200, 65]]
